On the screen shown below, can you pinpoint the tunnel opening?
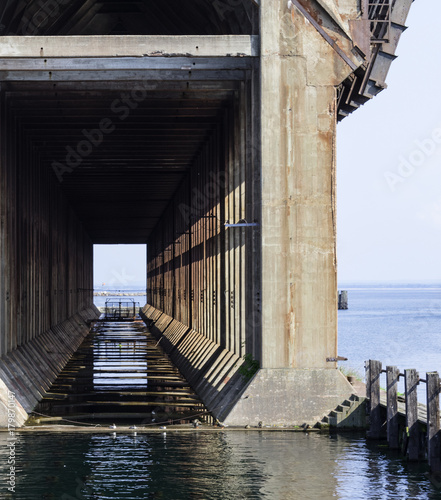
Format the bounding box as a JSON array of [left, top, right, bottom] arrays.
[[0, 30, 262, 424], [93, 244, 147, 320], [93, 244, 147, 309]]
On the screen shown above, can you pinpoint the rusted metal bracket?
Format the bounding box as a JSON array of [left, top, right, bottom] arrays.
[[326, 356, 348, 362]]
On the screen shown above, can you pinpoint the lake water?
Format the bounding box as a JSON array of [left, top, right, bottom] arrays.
[[338, 283, 441, 396], [93, 285, 146, 309], [1, 284, 441, 499], [0, 431, 438, 500]]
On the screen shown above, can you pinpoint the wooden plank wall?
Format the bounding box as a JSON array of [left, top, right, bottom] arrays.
[[0, 86, 95, 359], [146, 82, 260, 362]]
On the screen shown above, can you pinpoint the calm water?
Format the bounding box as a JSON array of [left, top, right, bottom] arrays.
[[338, 284, 441, 396], [0, 431, 438, 499], [1, 284, 441, 499]]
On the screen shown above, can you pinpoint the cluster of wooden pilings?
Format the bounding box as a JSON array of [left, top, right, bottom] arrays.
[[366, 360, 441, 473]]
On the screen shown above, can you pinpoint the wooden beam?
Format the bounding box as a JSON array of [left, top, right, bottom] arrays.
[[427, 372, 441, 473], [386, 365, 400, 449], [4, 81, 240, 92], [0, 69, 247, 82], [405, 369, 420, 461], [0, 35, 259, 58], [367, 359, 382, 439]]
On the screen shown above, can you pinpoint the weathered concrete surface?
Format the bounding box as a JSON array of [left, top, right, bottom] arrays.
[[0, 378, 27, 428], [141, 305, 249, 421], [223, 369, 354, 426], [259, 0, 365, 370], [0, 306, 99, 427], [0, 35, 258, 57], [142, 305, 355, 426]]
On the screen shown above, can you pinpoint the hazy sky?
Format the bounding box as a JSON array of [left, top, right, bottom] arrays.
[[94, 244, 146, 287], [337, 0, 441, 283], [94, 1, 438, 287]]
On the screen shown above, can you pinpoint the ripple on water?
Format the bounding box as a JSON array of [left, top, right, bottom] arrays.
[[0, 431, 438, 500]]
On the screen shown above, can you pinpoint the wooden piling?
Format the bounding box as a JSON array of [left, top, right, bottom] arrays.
[[338, 290, 348, 310], [386, 366, 400, 449], [368, 360, 382, 439], [405, 369, 419, 461], [426, 372, 441, 473]]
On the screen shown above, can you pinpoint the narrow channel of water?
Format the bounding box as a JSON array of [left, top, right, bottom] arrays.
[[0, 431, 439, 499], [34, 320, 204, 426]]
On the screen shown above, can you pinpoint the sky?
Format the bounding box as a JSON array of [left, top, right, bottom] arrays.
[[93, 0, 439, 287], [94, 244, 146, 288], [337, 0, 441, 283]]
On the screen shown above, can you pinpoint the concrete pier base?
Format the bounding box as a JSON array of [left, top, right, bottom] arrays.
[[0, 306, 100, 427], [141, 305, 353, 426], [223, 369, 354, 427], [0, 379, 28, 428]]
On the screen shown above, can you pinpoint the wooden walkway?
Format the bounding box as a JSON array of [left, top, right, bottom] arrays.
[[367, 360, 441, 473], [379, 393, 429, 424]]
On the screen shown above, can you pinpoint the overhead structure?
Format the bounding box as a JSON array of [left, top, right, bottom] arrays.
[[0, 0, 413, 427]]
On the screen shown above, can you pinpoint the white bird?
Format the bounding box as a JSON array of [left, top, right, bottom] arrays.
[[129, 425, 137, 430], [109, 424, 116, 429], [160, 426, 166, 430]]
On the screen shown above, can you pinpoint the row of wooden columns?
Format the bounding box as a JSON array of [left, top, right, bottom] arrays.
[[367, 360, 441, 472]]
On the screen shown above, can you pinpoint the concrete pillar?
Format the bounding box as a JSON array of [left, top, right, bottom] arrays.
[[259, 0, 356, 369], [220, 0, 365, 425]]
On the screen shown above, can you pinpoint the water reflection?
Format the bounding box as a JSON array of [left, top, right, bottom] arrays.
[[0, 431, 438, 499]]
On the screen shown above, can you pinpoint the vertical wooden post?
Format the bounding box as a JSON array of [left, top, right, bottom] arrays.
[[405, 368, 420, 461], [368, 360, 382, 439], [427, 372, 441, 473], [387, 366, 400, 449]]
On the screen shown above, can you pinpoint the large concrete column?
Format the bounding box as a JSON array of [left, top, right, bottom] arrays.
[[224, 0, 365, 425], [260, 0, 344, 369]]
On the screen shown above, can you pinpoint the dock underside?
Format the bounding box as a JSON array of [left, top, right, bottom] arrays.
[[0, 0, 413, 426]]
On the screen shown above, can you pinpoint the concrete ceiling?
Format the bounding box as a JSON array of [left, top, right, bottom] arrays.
[[0, 2, 257, 244], [6, 80, 238, 244], [0, 0, 257, 36]]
